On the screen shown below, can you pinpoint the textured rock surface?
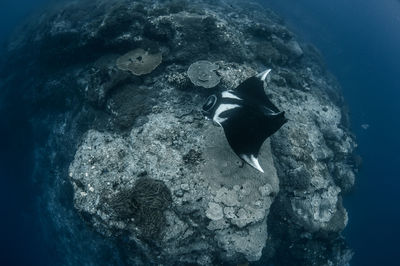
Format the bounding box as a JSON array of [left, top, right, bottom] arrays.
[[0, 0, 358, 265], [69, 113, 278, 263]]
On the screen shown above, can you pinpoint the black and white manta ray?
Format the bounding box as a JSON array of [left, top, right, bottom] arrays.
[[202, 69, 287, 173]]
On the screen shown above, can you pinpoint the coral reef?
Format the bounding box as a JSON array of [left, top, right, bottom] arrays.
[[187, 60, 221, 88], [116, 48, 162, 75], [108, 177, 172, 238], [0, 0, 358, 265]]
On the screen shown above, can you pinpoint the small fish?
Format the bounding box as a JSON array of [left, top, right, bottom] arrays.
[[361, 124, 370, 130], [202, 69, 287, 173]]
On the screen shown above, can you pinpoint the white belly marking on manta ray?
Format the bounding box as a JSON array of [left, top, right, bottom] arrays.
[[202, 68, 287, 173], [241, 154, 264, 173], [221, 91, 242, 101], [213, 103, 241, 125]]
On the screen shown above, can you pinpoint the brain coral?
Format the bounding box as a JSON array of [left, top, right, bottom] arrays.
[[116, 48, 162, 75], [187, 60, 221, 88]]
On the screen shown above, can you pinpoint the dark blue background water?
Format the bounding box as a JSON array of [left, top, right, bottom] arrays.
[[0, 2, 58, 265], [260, 0, 400, 265], [1, 0, 399, 265]]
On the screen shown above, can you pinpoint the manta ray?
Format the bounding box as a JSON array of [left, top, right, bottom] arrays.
[[202, 69, 287, 173]]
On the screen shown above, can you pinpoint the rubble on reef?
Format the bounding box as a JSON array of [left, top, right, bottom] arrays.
[[0, 0, 358, 265]]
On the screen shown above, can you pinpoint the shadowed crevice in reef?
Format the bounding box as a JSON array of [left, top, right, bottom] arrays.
[[0, 0, 358, 265]]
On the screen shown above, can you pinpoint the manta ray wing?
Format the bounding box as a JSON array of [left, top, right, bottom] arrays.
[[205, 69, 287, 173], [218, 105, 285, 172], [235, 77, 280, 113]]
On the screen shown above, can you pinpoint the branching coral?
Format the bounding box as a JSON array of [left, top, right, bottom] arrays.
[[110, 178, 172, 238]]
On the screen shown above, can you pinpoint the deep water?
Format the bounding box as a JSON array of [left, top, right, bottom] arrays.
[[0, 2, 65, 265], [260, 0, 400, 265], [1, 0, 400, 265]]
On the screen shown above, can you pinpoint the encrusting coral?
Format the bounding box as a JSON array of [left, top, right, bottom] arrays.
[[116, 48, 162, 75], [187, 60, 221, 88]]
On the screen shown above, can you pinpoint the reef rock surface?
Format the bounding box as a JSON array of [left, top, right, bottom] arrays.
[[0, 0, 358, 265]]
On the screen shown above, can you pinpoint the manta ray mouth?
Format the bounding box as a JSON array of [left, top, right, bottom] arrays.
[[202, 95, 217, 115]]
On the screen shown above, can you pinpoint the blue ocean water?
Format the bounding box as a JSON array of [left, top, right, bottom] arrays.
[[0, 2, 61, 265], [1, 0, 399, 265], [260, 0, 400, 265]]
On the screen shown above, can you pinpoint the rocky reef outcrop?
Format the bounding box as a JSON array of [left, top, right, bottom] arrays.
[[0, 0, 358, 265]]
